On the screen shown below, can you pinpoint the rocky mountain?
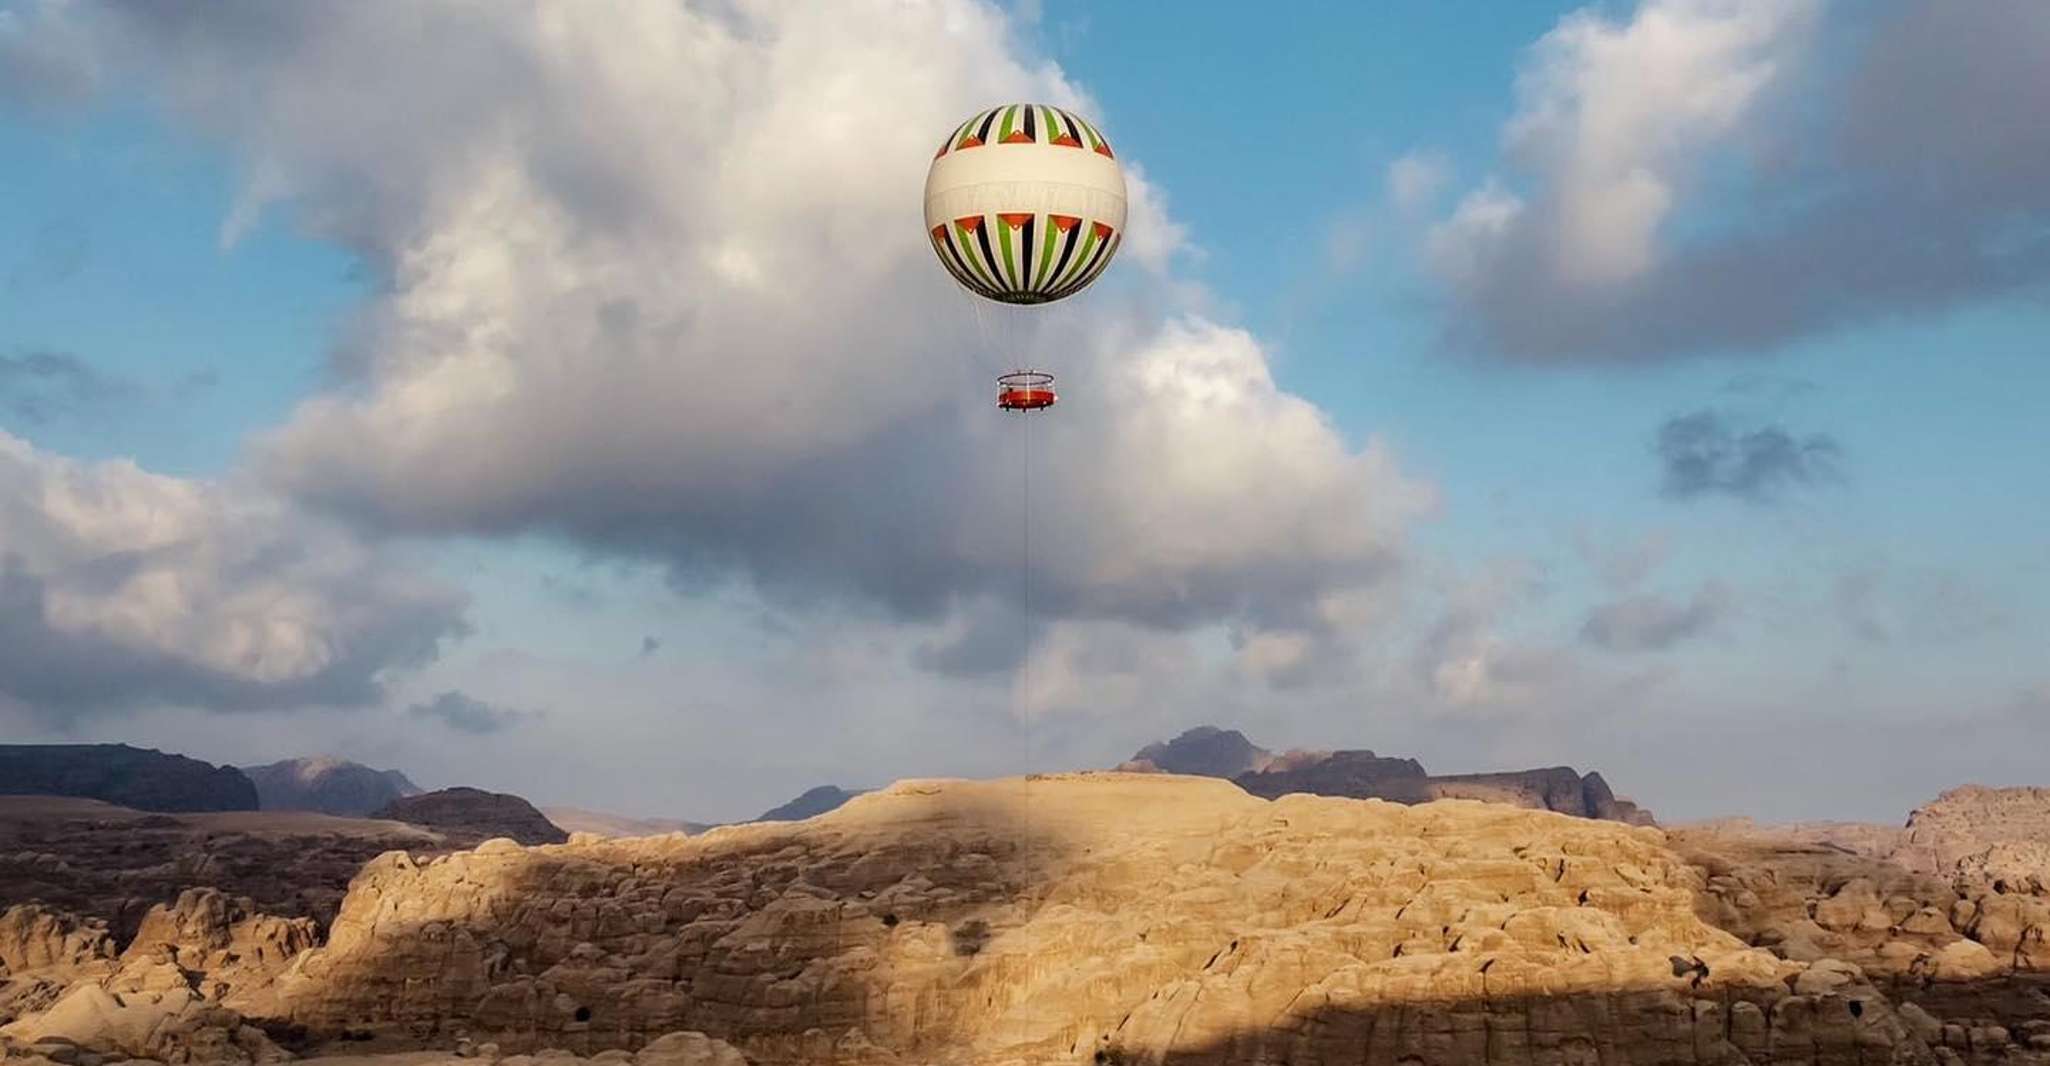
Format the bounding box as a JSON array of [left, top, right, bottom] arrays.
[[1120, 727, 1657, 824], [242, 756, 422, 816], [752, 784, 867, 823], [6, 773, 2048, 1064], [0, 744, 257, 813], [373, 786, 568, 846], [1117, 725, 1281, 777]]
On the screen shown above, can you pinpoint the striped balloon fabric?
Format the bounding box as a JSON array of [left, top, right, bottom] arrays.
[[924, 103, 1128, 306], [934, 104, 1116, 158]]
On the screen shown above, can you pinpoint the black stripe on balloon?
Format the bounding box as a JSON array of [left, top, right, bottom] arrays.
[[1021, 104, 1036, 143], [974, 108, 1000, 145], [935, 234, 992, 298], [1049, 245, 1110, 301], [935, 230, 979, 290], [1044, 222, 1081, 293], [971, 219, 1006, 295], [1017, 214, 1036, 292], [1054, 107, 1085, 145], [1047, 234, 1112, 301]]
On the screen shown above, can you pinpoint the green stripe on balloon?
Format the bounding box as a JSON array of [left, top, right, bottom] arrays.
[[953, 220, 1001, 292], [1033, 216, 1060, 289], [1054, 220, 1100, 289], [997, 216, 1018, 289]]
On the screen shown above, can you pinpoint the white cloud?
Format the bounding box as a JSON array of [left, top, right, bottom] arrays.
[[1421, 1, 2050, 360], [1497, 0, 1819, 285], [0, 1, 1430, 656], [0, 430, 466, 719], [1425, 178, 1525, 287]]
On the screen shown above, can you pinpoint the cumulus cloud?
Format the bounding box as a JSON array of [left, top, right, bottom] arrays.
[[1428, 0, 2050, 360], [1655, 409, 1840, 501], [0, 1, 1430, 685], [1581, 581, 1729, 652], [406, 690, 532, 735], [0, 430, 468, 721]]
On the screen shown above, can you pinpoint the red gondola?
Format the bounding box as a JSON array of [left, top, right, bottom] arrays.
[[996, 370, 1056, 412]]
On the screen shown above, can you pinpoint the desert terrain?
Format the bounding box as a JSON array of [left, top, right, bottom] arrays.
[[3, 757, 2050, 1066]]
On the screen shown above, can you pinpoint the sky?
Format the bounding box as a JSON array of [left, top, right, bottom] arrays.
[[1, 0, 2046, 824]]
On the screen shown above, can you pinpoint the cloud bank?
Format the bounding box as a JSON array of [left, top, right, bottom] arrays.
[[1428, 0, 2050, 360]]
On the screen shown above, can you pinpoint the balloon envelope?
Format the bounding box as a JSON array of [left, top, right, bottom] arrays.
[[925, 104, 1127, 305]]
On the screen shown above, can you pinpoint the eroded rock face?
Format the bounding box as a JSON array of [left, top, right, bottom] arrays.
[[0, 797, 448, 937], [244, 758, 423, 817], [1671, 817, 2050, 1061], [0, 745, 256, 813], [375, 789, 569, 847], [1900, 786, 2050, 888], [10, 775, 2050, 1065], [243, 773, 1965, 1064]]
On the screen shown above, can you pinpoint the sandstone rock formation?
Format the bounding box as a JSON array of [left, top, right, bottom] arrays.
[[0, 745, 257, 813], [0, 888, 315, 1063], [8, 775, 2050, 1064], [1688, 786, 2050, 890], [375, 789, 568, 847], [1121, 727, 1657, 824], [145, 773, 2024, 1063], [0, 796, 445, 936], [244, 758, 423, 817]]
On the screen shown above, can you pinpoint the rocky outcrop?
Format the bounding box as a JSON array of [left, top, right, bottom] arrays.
[[1122, 728, 1656, 824], [375, 788, 568, 846], [0, 796, 446, 936], [1690, 786, 2050, 889], [1117, 725, 1280, 777], [0, 745, 256, 813], [1671, 818, 2050, 1059], [752, 786, 866, 824], [1896, 786, 2050, 887], [185, 772, 2019, 1063], [1230, 748, 1432, 800], [243, 757, 422, 817]]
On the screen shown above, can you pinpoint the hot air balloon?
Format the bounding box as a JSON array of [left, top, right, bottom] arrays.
[[925, 103, 1127, 411]]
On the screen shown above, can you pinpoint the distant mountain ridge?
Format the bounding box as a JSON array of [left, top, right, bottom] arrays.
[[242, 757, 421, 816], [374, 787, 568, 845], [753, 785, 868, 823], [0, 744, 257, 812], [1118, 727, 1655, 825]]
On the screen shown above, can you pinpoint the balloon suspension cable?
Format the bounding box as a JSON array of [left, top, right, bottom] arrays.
[[1023, 396, 1031, 776]]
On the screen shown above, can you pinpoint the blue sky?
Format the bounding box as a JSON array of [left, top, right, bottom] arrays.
[[1, 0, 2045, 823]]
